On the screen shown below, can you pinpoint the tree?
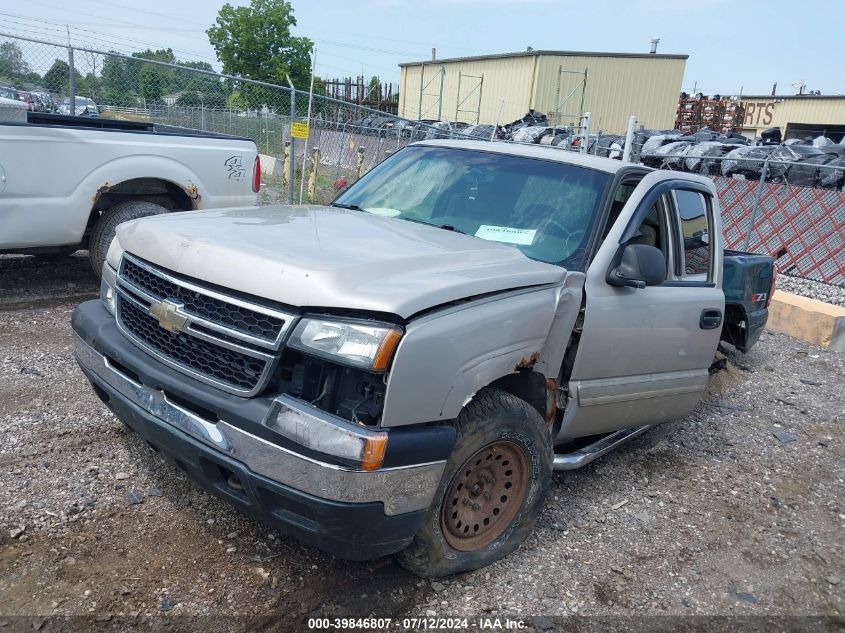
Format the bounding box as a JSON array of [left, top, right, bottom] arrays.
[[43, 59, 70, 94], [138, 65, 167, 104], [204, 92, 227, 108], [173, 60, 224, 95], [78, 73, 99, 99], [130, 49, 176, 102], [312, 76, 325, 97], [207, 0, 312, 103], [132, 48, 176, 64], [175, 91, 203, 107], [100, 54, 135, 106], [227, 91, 247, 110], [0, 42, 29, 80]]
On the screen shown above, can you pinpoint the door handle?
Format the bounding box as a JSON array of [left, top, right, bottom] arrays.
[[699, 309, 723, 330]]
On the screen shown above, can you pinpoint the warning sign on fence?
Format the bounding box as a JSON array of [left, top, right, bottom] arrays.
[[291, 122, 309, 139]]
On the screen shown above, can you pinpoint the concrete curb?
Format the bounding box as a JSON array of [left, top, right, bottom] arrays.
[[766, 290, 845, 352]]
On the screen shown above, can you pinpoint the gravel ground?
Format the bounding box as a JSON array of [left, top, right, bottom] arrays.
[[777, 273, 845, 307], [0, 254, 843, 631]]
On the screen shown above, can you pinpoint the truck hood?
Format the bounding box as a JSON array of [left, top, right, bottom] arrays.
[[114, 205, 566, 318]]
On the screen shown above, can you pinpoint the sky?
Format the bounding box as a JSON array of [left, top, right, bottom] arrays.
[[1, 0, 843, 97]]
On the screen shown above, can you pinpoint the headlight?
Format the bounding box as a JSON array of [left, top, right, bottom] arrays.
[[288, 317, 402, 371], [100, 262, 117, 316]]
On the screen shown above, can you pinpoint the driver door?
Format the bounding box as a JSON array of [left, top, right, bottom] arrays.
[[558, 171, 724, 440]]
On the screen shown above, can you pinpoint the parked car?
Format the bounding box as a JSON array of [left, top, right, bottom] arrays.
[[0, 111, 260, 273], [58, 96, 99, 117], [30, 91, 55, 113], [16, 90, 36, 111], [72, 140, 774, 576]]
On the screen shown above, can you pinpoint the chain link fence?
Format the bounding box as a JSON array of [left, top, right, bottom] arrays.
[[0, 32, 615, 191], [2, 31, 842, 286], [637, 151, 845, 287], [0, 31, 483, 206]]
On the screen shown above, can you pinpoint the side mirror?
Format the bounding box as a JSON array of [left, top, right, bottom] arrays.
[[606, 243, 667, 289]]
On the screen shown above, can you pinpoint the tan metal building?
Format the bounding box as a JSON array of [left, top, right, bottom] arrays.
[[398, 50, 688, 133], [736, 95, 845, 141]]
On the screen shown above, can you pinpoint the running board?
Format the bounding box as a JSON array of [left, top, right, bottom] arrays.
[[553, 426, 652, 471]]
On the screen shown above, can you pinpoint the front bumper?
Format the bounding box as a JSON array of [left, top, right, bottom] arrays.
[[72, 300, 451, 560]]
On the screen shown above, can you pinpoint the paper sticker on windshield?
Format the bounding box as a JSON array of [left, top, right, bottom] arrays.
[[366, 207, 402, 217], [475, 225, 537, 246]]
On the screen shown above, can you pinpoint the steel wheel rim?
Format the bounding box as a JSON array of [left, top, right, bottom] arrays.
[[440, 440, 529, 551]]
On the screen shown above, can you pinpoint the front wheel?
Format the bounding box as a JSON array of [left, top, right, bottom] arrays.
[[398, 388, 553, 577]]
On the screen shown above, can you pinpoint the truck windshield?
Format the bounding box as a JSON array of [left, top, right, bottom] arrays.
[[333, 145, 609, 267]]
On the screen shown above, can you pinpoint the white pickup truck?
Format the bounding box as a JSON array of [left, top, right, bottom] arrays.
[[0, 111, 259, 274]]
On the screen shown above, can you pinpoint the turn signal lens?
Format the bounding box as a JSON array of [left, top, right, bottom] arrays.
[[372, 328, 403, 371], [360, 434, 388, 471], [100, 262, 117, 316]]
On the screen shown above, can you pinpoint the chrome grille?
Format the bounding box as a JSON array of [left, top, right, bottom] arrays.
[[119, 296, 268, 391], [114, 254, 294, 396], [121, 256, 286, 346]]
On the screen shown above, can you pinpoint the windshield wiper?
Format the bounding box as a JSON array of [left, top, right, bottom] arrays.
[[400, 217, 465, 234], [330, 202, 363, 211]]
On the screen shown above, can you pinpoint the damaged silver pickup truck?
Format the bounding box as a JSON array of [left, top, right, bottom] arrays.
[[72, 140, 774, 576]]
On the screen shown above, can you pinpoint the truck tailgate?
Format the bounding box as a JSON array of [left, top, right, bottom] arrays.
[[722, 249, 776, 352]]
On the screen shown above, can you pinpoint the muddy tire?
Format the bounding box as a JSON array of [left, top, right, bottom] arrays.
[[397, 388, 553, 577], [89, 201, 167, 277]]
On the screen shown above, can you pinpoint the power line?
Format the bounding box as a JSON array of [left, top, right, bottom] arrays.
[[305, 26, 481, 56], [79, 0, 210, 29], [2, 7, 411, 81], [316, 49, 399, 75], [0, 16, 126, 52], [310, 37, 421, 58], [0, 19, 216, 67], [17, 1, 219, 62], [0, 14, 65, 34], [77, 0, 426, 61]]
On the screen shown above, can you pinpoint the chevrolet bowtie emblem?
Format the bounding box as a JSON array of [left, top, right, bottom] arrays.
[[149, 299, 188, 332]]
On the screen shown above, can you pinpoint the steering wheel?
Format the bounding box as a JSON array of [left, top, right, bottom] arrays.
[[519, 204, 586, 254], [545, 221, 586, 253]]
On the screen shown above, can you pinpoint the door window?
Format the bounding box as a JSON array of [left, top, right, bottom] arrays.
[[674, 190, 712, 279]]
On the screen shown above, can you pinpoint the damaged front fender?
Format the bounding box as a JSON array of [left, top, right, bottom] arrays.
[[381, 273, 584, 427]]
